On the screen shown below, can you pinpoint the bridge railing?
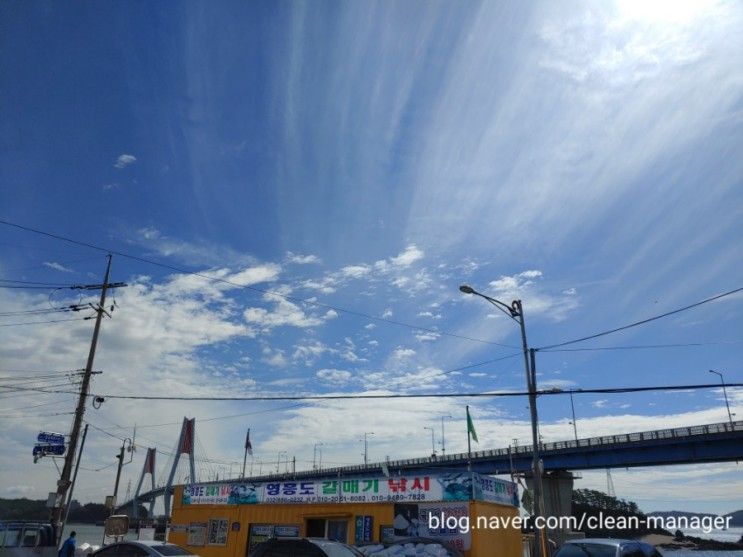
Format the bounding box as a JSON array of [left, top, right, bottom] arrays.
[[294, 420, 741, 478], [128, 420, 742, 503]]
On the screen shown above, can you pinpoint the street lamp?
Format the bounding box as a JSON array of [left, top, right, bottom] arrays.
[[313, 443, 324, 470], [441, 414, 453, 455], [424, 427, 436, 457], [110, 437, 134, 515], [569, 391, 578, 441], [362, 433, 374, 466], [709, 370, 734, 428], [459, 284, 546, 557]]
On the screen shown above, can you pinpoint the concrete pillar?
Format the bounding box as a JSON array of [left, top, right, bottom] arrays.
[[526, 469, 575, 548]]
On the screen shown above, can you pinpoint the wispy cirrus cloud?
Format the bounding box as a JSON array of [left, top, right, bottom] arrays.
[[43, 261, 74, 273]]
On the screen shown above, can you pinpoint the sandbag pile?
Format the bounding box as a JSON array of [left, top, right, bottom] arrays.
[[357, 542, 453, 557]]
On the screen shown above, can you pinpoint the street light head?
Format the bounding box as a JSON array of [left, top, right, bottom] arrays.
[[459, 285, 475, 295]]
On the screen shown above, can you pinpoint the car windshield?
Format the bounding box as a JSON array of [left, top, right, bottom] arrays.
[[557, 543, 617, 557], [150, 545, 195, 556]]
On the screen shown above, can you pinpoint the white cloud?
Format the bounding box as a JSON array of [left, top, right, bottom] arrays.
[[43, 261, 74, 273], [131, 227, 257, 266], [593, 399, 608, 408], [392, 347, 416, 360], [382, 308, 393, 318], [300, 278, 336, 294], [285, 252, 321, 265], [414, 332, 440, 342], [114, 154, 137, 169], [390, 244, 424, 268], [292, 341, 335, 365], [483, 270, 579, 322], [316, 368, 353, 383], [262, 346, 288, 367], [244, 289, 335, 331], [228, 264, 281, 287], [341, 265, 372, 278]]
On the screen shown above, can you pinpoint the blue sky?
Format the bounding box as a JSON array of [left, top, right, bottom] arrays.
[[1, 1, 742, 515]]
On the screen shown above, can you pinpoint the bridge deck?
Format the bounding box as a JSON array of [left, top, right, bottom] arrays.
[[124, 420, 742, 507]]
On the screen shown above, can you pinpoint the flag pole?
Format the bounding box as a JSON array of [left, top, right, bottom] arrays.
[[242, 428, 250, 479], [466, 406, 472, 470]]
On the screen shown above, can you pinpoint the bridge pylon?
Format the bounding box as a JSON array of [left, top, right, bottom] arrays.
[[163, 417, 196, 518], [133, 447, 156, 518]]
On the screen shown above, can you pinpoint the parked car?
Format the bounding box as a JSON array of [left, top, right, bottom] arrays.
[[555, 539, 662, 557], [248, 538, 363, 557], [92, 541, 198, 557]]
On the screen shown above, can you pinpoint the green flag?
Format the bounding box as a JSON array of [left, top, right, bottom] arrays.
[[467, 406, 479, 443]]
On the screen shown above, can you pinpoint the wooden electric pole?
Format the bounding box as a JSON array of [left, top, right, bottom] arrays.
[[50, 255, 125, 544]]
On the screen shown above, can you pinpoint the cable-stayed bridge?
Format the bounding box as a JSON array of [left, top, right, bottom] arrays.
[[119, 419, 742, 517]]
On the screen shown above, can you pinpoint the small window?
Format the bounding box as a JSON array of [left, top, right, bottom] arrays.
[[620, 546, 645, 557], [22, 527, 40, 547], [3, 527, 22, 548], [207, 519, 228, 546]]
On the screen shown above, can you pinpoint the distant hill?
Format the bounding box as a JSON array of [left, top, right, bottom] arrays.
[[0, 498, 149, 522], [648, 510, 743, 527]]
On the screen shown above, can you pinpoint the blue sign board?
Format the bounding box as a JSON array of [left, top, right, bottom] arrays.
[[33, 444, 65, 457], [37, 432, 65, 445]]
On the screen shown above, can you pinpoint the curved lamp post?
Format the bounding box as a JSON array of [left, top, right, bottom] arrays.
[[459, 284, 546, 557], [709, 370, 734, 428]]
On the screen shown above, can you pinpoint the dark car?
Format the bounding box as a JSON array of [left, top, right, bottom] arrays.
[[92, 541, 199, 557], [555, 539, 662, 557], [249, 538, 363, 557]]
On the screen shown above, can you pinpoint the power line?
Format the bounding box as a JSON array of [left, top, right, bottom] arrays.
[[0, 368, 87, 374], [0, 279, 77, 287], [0, 317, 89, 327], [537, 286, 743, 351], [0, 219, 516, 348], [0, 411, 74, 419], [4, 382, 740, 401], [540, 341, 743, 353]]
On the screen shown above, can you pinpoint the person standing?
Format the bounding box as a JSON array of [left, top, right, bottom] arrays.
[[58, 531, 76, 557]]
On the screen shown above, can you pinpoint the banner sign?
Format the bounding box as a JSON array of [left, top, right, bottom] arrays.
[[182, 472, 517, 508], [393, 502, 471, 551], [355, 516, 373, 543], [472, 474, 520, 507], [37, 432, 65, 445]]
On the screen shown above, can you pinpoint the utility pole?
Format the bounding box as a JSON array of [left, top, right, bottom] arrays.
[[60, 423, 88, 542], [50, 255, 125, 543]]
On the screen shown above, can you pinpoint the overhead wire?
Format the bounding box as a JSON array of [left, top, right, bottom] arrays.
[[4, 381, 740, 401], [537, 286, 743, 351], [540, 341, 743, 353], [0, 317, 90, 327], [0, 219, 517, 348]]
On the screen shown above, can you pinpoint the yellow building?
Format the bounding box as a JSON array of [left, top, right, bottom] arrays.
[[168, 473, 523, 557]]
